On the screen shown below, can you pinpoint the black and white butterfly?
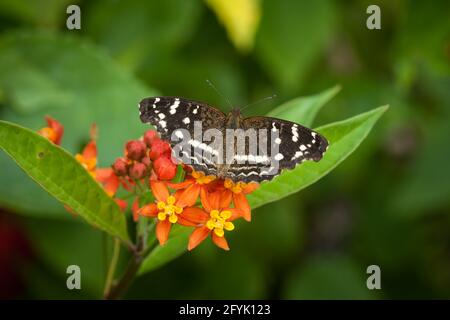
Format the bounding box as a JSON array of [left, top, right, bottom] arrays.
[[139, 97, 328, 183]]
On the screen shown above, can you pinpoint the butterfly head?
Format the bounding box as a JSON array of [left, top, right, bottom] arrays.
[[226, 108, 243, 129]]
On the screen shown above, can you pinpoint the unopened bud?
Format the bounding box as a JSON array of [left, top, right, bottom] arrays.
[[112, 158, 128, 176], [144, 130, 158, 147], [126, 140, 147, 160], [153, 156, 177, 180], [129, 162, 147, 180]]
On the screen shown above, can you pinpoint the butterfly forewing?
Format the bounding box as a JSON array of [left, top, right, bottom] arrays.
[[238, 116, 328, 182], [139, 97, 226, 174]]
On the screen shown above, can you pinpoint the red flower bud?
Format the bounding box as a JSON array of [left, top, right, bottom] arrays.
[[144, 130, 158, 147], [149, 139, 171, 160], [112, 158, 128, 176], [153, 156, 177, 180], [141, 156, 151, 167], [129, 162, 148, 180], [126, 140, 147, 160]]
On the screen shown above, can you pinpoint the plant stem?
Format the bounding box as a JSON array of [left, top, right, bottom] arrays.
[[103, 250, 143, 300], [103, 238, 121, 298], [103, 230, 159, 299]]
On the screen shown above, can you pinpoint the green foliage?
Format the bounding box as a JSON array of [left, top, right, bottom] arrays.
[[0, 32, 156, 217], [0, 0, 448, 300], [138, 89, 386, 275], [256, 0, 336, 92], [267, 85, 341, 127], [249, 105, 388, 209], [283, 255, 375, 299], [85, 0, 202, 70], [139, 225, 191, 275], [0, 120, 130, 244]]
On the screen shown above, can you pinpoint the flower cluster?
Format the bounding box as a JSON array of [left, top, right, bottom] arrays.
[[38, 117, 258, 251]]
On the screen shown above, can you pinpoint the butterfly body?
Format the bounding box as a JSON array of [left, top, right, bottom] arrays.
[[139, 97, 328, 183]]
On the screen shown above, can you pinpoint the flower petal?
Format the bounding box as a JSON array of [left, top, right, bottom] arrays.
[[233, 192, 251, 221], [182, 207, 209, 224], [166, 178, 194, 190], [176, 183, 201, 208], [177, 215, 198, 227], [188, 226, 210, 251], [95, 168, 113, 182], [139, 203, 158, 217], [211, 232, 230, 251], [200, 187, 212, 212], [115, 198, 128, 212], [131, 198, 140, 221], [156, 219, 172, 246], [227, 207, 244, 221], [219, 190, 232, 208], [211, 191, 222, 209], [82, 140, 97, 160], [46, 116, 64, 145], [150, 180, 169, 202], [96, 168, 119, 196], [243, 182, 259, 194]]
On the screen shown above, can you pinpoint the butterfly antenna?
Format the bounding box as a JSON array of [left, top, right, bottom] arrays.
[[206, 79, 233, 109], [240, 94, 277, 112]]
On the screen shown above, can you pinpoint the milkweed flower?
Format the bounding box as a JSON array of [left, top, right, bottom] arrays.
[[37, 119, 258, 251], [167, 170, 216, 208], [186, 190, 243, 251], [213, 179, 259, 221], [38, 116, 64, 145], [138, 181, 200, 245]]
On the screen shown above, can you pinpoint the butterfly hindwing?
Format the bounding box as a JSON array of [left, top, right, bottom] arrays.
[[234, 116, 328, 182]]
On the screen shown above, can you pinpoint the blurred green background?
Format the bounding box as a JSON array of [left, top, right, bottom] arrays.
[[0, 0, 449, 299]]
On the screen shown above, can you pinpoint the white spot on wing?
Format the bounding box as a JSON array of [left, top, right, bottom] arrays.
[[274, 153, 284, 161], [175, 130, 183, 139]]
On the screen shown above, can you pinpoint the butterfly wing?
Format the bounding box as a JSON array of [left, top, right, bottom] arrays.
[[139, 96, 227, 175], [224, 116, 328, 183]]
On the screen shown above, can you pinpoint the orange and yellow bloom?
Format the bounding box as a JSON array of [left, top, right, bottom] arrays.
[[38, 116, 259, 251]]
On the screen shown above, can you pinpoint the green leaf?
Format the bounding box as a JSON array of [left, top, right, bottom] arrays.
[[283, 255, 376, 299], [0, 31, 156, 217], [247, 105, 389, 209], [255, 0, 336, 92], [0, 120, 130, 244], [268, 85, 341, 127], [138, 225, 191, 275], [85, 0, 202, 70]]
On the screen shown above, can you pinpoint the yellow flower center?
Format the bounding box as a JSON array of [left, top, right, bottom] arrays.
[[206, 209, 235, 237], [156, 195, 183, 223], [224, 179, 247, 193], [192, 170, 216, 184]]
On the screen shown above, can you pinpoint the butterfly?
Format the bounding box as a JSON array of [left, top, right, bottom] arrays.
[[139, 97, 328, 183]]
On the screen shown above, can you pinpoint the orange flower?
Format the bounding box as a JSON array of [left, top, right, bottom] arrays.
[[96, 168, 120, 197], [186, 190, 243, 251], [138, 181, 200, 245], [75, 124, 98, 177], [75, 140, 97, 176], [38, 116, 64, 145], [218, 179, 258, 221], [167, 170, 216, 208]]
